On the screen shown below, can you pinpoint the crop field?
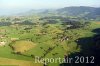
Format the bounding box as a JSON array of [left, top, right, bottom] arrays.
[[0, 16, 100, 66]]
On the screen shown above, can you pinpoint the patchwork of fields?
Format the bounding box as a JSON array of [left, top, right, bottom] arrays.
[[0, 15, 100, 66]]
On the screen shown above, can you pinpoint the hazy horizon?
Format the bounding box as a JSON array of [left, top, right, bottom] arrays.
[[0, 0, 100, 16]]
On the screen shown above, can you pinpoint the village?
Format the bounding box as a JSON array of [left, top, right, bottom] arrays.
[[0, 29, 19, 46]]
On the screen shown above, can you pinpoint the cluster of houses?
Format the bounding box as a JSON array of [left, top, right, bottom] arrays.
[[0, 34, 19, 46], [0, 35, 6, 46]]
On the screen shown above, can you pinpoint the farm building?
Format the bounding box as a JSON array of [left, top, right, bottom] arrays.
[[0, 41, 6, 46], [11, 38, 19, 42]]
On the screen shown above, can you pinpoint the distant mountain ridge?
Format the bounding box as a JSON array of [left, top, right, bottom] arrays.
[[5, 6, 99, 20], [18, 6, 100, 19], [57, 6, 100, 19]]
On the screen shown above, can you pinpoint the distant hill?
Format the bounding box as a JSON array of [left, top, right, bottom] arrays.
[[57, 6, 100, 19], [17, 9, 57, 16], [15, 6, 100, 20]]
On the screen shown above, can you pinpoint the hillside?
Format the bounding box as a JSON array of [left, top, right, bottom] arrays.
[[57, 6, 100, 19], [20, 6, 100, 20]]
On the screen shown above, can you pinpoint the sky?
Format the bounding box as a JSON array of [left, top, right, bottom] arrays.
[[0, 0, 100, 15]]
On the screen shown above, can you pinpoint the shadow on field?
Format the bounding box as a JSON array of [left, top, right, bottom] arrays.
[[92, 28, 100, 34], [60, 28, 100, 66]]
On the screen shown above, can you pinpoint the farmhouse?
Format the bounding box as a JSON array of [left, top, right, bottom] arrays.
[[11, 38, 19, 42], [0, 41, 6, 46]]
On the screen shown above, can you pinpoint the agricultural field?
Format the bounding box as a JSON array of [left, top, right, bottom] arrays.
[[0, 14, 100, 66], [0, 0, 100, 65]]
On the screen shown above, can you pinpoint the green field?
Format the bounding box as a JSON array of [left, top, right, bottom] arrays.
[[0, 15, 100, 66]]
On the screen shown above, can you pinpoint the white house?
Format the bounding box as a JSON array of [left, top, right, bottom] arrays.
[[0, 42, 6, 46]]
